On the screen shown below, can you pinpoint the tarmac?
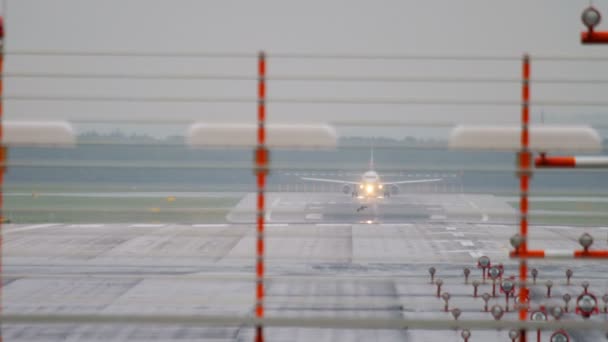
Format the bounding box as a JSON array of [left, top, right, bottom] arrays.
[[2, 192, 608, 341]]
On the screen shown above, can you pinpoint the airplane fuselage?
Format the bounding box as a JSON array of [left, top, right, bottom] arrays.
[[358, 170, 384, 197], [299, 149, 441, 198]]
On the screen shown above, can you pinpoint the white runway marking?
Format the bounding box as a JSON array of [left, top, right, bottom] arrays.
[[316, 223, 350, 227], [129, 224, 165, 228], [5, 223, 61, 233], [542, 225, 581, 230], [430, 215, 446, 220], [305, 213, 322, 220], [469, 251, 484, 258], [463, 196, 489, 222], [266, 223, 289, 227], [265, 197, 281, 222], [452, 232, 465, 237], [476, 224, 508, 229], [309, 206, 323, 210], [446, 227, 457, 231], [191, 224, 229, 228], [459, 240, 475, 247], [67, 224, 105, 228]]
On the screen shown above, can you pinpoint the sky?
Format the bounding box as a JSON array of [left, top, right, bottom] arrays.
[[3, 0, 608, 139]]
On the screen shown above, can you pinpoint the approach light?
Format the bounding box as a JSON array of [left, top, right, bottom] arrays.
[[501, 279, 515, 293], [488, 266, 501, 280], [577, 293, 598, 317], [582, 6, 602, 30], [378, 184, 383, 189], [578, 233, 594, 250], [550, 305, 564, 320], [510, 234, 524, 249], [550, 330, 570, 342], [490, 305, 504, 320], [478, 256, 491, 268], [460, 329, 470, 340], [530, 310, 547, 321]]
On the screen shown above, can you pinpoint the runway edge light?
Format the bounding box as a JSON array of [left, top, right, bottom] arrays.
[[448, 125, 601, 152], [186, 123, 337, 149], [2, 121, 76, 147]]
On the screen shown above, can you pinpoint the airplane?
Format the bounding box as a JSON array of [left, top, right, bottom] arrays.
[[301, 148, 442, 198]]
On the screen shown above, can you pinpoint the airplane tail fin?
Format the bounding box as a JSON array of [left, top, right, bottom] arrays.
[[369, 146, 374, 170]]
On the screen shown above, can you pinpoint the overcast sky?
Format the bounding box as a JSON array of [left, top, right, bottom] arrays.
[[4, 0, 608, 138]]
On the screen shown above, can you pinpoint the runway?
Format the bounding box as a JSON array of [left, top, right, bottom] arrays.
[[227, 192, 515, 224], [3, 192, 607, 341]]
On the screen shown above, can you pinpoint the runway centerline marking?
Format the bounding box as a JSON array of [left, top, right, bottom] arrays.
[[463, 195, 489, 222], [452, 232, 465, 237], [469, 251, 484, 258], [446, 227, 457, 231], [458, 240, 475, 247], [265, 197, 281, 222]]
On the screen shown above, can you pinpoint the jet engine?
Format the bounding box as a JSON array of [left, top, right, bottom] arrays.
[[342, 184, 352, 195], [390, 184, 400, 195]]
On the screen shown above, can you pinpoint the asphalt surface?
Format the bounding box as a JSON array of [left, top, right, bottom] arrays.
[[3, 192, 608, 341]]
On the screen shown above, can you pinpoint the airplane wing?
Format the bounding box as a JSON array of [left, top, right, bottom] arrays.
[[383, 178, 442, 185], [301, 177, 360, 185]]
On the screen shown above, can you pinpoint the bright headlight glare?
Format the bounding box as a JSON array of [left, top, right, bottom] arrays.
[[366, 184, 374, 193]]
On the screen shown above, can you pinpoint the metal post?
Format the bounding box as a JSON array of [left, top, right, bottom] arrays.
[[518, 53, 531, 342], [0, 16, 5, 342], [254, 51, 267, 342]]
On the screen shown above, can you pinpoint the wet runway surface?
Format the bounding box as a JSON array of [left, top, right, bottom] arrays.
[[3, 193, 608, 341]]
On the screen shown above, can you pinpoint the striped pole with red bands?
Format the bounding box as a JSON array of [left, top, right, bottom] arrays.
[[254, 51, 267, 342]]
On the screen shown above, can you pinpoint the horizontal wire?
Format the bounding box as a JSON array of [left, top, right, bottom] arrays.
[[4, 50, 255, 58], [6, 49, 608, 62], [5, 207, 608, 218], [5, 71, 608, 84], [72, 140, 453, 150], [1, 312, 607, 331], [11, 117, 608, 130], [4, 94, 608, 106], [5, 160, 608, 172]]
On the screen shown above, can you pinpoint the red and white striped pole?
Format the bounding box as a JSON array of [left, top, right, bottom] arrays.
[[254, 51, 268, 342], [511, 249, 608, 259], [536, 155, 608, 168], [518, 54, 531, 342]]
